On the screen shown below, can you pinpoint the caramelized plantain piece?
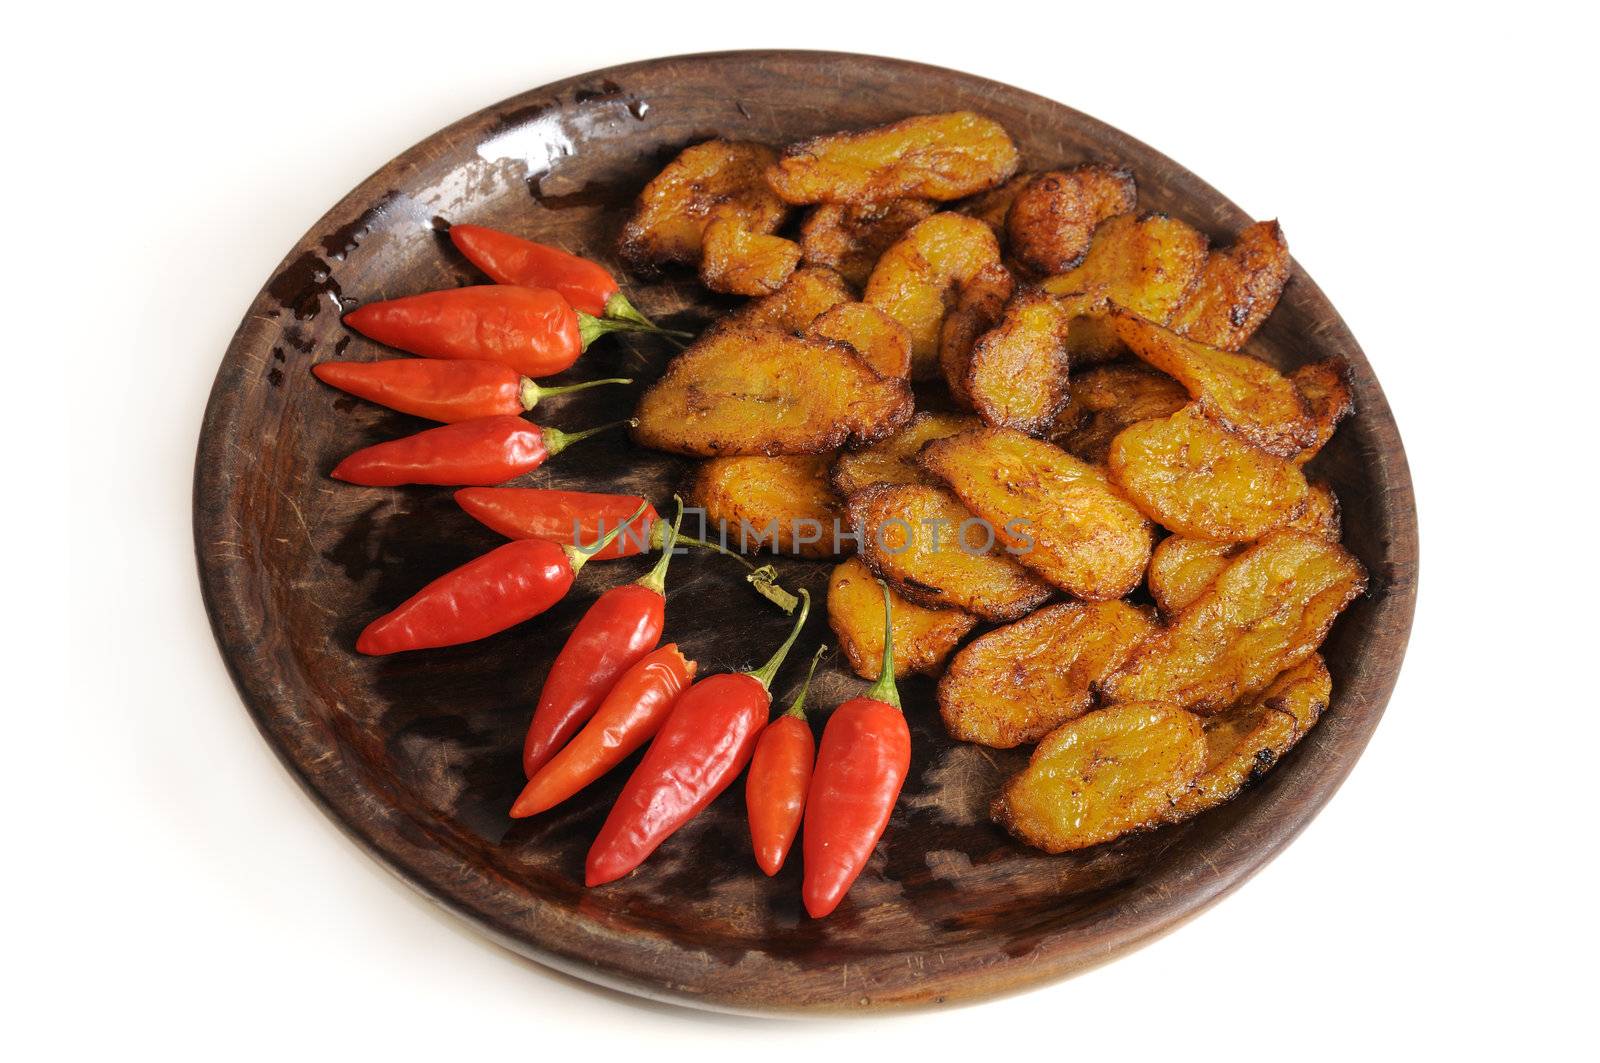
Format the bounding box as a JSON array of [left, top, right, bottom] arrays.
[[633, 325, 912, 456], [1043, 213, 1210, 362], [698, 216, 801, 295], [827, 556, 976, 679], [1110, 310, 1314, 457], [847, 483, 1053, 622], [864, 212, 1003, 378], [728, 266, 855, 333], [619, 140, 788, 269], [956, 173, 1034, 236], [1290, 359, 1354, 465], [829, 411, 982, 497], [768, 112, 1021, 206], [798, 199, 937, 286], [689, 454, 842, 559], [806, 302, 913, 378], [939, 262, 1014, 405], [1168, 220, 1291, 351], [993, 702, 1207, 853], [965, 290, 1088, 434], [921, 426, 1153, 600], [1288, 479, 1342, 540], [1049, 361, 1189, 465], [1109, 406, 1309, 540], [1163, 654, 1331, 822], [1103, 531, 1366, 713], [1006, 165, 1138, 275], [939, 601, 1157, 748]]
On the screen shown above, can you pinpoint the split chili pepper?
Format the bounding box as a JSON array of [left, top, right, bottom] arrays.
[[745, 646, 825, 876], [801, 581, 911, 918], [585, 589, 812, 887], [329, 414, 632, 487], [312, 357, 630, 423], [521, 500, 686, 777], [510, 643, 697, 817], [449, 223, 656, 326], [454, 488, 658, 560], [356, 502, 647, 655]]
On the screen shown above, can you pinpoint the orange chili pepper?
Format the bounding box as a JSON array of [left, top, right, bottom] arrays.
[[745, 646, 825, 875], [312, 357, 629, 423], [449, 223, 657, 327]]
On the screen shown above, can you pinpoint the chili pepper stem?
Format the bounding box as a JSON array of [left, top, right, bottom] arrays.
[[520, 376, 633, 411], [785, 646, 827, 719], [563, 500, 651, 576], [604, 291, 659, 329], [648, 528, 801, 614], [635, 496, 685, 595], [578, 312, 695, 350], [543, 418, 638, 457], [865, 581, 902, 710], [745, 590, 810, 692]]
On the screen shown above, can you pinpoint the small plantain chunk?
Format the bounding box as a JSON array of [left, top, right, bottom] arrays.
[[689, 455, 842, 559], [965, 289, 1088, 435], [1049, 361, 1189, 465], [829, 411, 981, 498], [619, 140, 788, 269], [798, 199, 937, 286], [827, 556, 976, 679], [698, 216, 801, 295], [1006, 165, 1138, 275], [806, 302, 913, 378], [939, 262, 1014, 406], [1168, 220, 1291, 351], [865, 212, 1003, 377], [728, 267, 855, 333]]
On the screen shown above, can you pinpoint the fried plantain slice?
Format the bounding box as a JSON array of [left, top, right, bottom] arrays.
[[1168, 220, 1291, 351], [1287, 479, 1342, 540], [864, 212, 1003, 377], [993, 702, 1207, 853], [689, 454, 842, 559], [965, 290, 1089, 435], [939, 262, 1015, 406], [768, 112, 1021, 206], [1163, 654, 1331, 822], [1103, 531, 1366, 713], [1110, 310, 1314, 457], [698, 216, 802, 295], [728, 266, 855, 333], [956, 172, 1034, 237], [1042, 213, 1210, 362], [806, 302, 913, 378], [827, 556, 977, 679], [798, 199, 938, 286], [633, 325, 912, 456], [1006, 165, 1138, 275], [1290, 359, 1354, 465], [921, 426, 1153, 600], [829, 411, 983, 497], [1048, 361, 1189, 465], [938, 601, 1158, 748], [619, 140, 789, 270], [1109, 406, 1309, 540], [847, 482, 1053, 622]]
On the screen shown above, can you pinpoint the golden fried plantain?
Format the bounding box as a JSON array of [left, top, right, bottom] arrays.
[[1290, 359, 1354, 465], [829, 411, 982, 498], [993, 702, 1207, 853], [827, 556, 976, 679], [1103, 531, 1366, 713], [939, 262, 1014, 406], [728, 266, 855, 333], [806, 302, 913, 378], [1006, 165, 1138, 275], [1110, 310, 1314, 457], [956, 173, 1034, 237], [1168, 220, 1291, 351], [865, 212, 1003, 377], [1288, 479, 1342, 540], [619, 141, 788, 269], [921, 426, 1153, 600], [768, 112, 1021, 206], [798, 199, 938, 286], [1048, 361, 1189, 465], [689, 454, 842, 559], [938, 601, 1157, 748], [1043, 213, 1210, 362], [633, 325, 912, 456], [965, 290, 1089, 434], [1108, 406, 1309, 540], [697, 216, 801, 295], [847, 482, 1053, 622]]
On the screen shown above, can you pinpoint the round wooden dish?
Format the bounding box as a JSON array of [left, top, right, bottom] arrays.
[[195, 51, 1417, 1013]]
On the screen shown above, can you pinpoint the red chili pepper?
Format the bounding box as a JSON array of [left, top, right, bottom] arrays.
[[510, 643, 697, 817], [586, 589, 812, 887], [355, 503, 645, 655], [521, 502, 686, 777], [455, 488, 658, 560], [449, 223, 657, 327], [329, 414, 631, 487], [746, 646, 825, 876], [802, 581, 910, 918], [312, 358, 630, 423]]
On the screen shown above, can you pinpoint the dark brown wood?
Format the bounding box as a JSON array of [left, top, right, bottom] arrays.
[[194, 51, 1418, 1014]]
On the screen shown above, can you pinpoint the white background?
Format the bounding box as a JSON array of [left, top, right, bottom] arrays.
[[13, 1, 1597, 1058]]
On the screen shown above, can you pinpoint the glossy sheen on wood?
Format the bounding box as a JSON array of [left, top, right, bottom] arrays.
[[194, 51, 1417, 1014]]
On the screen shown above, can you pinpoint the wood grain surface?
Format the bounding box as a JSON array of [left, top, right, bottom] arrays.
[[194, 50, 1418, 1014]]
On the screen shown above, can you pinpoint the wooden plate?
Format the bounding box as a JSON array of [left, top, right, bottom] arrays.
[[195, 51, 1417, 1013]]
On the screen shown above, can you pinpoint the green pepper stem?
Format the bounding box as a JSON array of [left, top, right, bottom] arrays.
[[864, 581, 901, 710], [603, 291, 657, 328], [650, 529, 799, 613], [577, 311, 695, 350], [519, 376, 632, 411], [784, 645, 827, 719], [635, 496, 684, 596], [563, 500, 650, 576], [542, 418, 636, 457], [745, 589, 810, 692]]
